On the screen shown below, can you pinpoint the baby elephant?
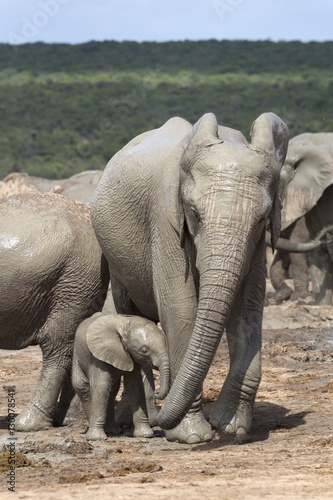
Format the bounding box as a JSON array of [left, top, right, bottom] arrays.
[[72, 312, 169, 440]]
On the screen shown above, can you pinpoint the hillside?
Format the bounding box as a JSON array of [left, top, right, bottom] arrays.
[[0, 40, 332, 179]]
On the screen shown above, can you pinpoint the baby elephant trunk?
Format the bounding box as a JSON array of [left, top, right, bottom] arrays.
[[152, 355, 170, 400]]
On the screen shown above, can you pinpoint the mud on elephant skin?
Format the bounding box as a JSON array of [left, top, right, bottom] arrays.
[[72, 312, 169, 440], [91, 112, 289, 444], [0, 192, 109, 431]]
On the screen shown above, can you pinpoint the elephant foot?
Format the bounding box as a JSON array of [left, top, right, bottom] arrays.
[[291, 289, 311, 301], [105, 420, 122, 436], [274, 285, 292, 304], [165, 410, 214, 444], [15, 405, 53, 431], [210, 398, 253, 439], [133, 424, 154, 438], [85, 427, 107, 440]]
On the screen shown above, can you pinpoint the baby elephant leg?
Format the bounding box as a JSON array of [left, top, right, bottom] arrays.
[[85, 364, 115, 440], [104, 379, 122, 436], [72, 356, 91, 420], [124, 365, 154, 438]]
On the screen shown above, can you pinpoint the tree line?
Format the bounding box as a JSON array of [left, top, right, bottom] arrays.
[[0, 40, 332, 179]]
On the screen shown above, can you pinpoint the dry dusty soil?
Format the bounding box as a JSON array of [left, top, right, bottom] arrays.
[[1, 296, 333, 499]]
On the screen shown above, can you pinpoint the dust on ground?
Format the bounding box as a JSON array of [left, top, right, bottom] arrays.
[[1, 298, 333, 499]]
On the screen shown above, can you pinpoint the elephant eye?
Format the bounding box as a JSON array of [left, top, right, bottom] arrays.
[[141, 346, 149, 354], [190, 206, 200, 223]]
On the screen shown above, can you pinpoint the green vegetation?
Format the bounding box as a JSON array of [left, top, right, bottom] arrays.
[[0, 40, 332, 179]]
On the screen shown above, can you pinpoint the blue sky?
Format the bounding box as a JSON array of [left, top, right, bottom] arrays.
[[0, 0, 332, 45]]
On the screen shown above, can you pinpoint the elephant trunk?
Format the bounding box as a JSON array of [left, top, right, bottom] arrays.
[[153, 356, 170, 400], [158, 245, 244, 430], [266, 224, 333, 253]]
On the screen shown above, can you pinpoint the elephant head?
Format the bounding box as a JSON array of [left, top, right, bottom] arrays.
[[86, 315, 169, 400], [280, 141, 333, 230], [158, 112, 288, 429]]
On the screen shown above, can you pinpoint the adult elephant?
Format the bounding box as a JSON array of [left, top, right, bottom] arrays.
[[52, 170, 104, 205], [91, 112, 289, 444], [0, 192, 109, 431], [269, 133, 333, 304]]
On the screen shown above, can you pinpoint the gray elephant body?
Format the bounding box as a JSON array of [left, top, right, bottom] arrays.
[[271, 133, 333, 304], [0, 192, 109, 430], [92, 112, 288, 443], [72, 312, 169, 440]]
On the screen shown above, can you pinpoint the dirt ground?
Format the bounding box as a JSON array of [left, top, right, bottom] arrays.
[[1, 289, 333, 499]]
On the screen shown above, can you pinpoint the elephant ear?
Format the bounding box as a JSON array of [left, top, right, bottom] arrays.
[[249, 112, 289, 167], [185, 113, 224, 152], [250, 113, 288, 249], [86, 315, 134, 372], [166, 113, 222, 246], [281, 145, 333, 230]]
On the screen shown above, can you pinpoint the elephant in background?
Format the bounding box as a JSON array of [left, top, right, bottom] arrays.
[[269, 216, 311, 303], [72, 312, 169, 440], [91, 111, 288, 444], [1, 172, 64, 194], [1, 170, 103, 206], [269, 133, 333, 304], [51, 170, 104, 205], [0, 192, 109, 431]]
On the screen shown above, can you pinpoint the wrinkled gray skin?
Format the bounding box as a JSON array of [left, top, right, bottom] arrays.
[[269, 133, 333, 304], [72, 312, 170, 440], [91, 112, 288, 444], [0, 192, 109, 431]]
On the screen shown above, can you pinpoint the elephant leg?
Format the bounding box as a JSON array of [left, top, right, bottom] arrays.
[[210, 252, 264, 438], [71, 357, 91, 421], [157, 289, 214, 444], [105, 378, 122, 436], [289, 217, 310, 301], [124, 365, 154, 438], [112, 274, 213, 444], [309, 247, 333, 305], [53, 370, 76, 426], [141, 365, 159, 427], [270, 249, 292, 303], [85, 365, 114, 441], [15, 330, 73, 431], [289, 252, 310, 301]]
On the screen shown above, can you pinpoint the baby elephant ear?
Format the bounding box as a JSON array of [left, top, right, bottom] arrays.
[[86, 315, 134, 372]]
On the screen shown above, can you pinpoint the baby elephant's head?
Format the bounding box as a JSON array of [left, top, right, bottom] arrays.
[[86, 314, 170, 400]]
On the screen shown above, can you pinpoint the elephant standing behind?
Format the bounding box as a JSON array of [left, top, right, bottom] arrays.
[[270, 133, 333, 304], [1, 170, 104, 206], [51, 170, 104, 205], [91, 112, 288, 444], [0, 192, 109, 430], [269, 216, 311, 303]]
